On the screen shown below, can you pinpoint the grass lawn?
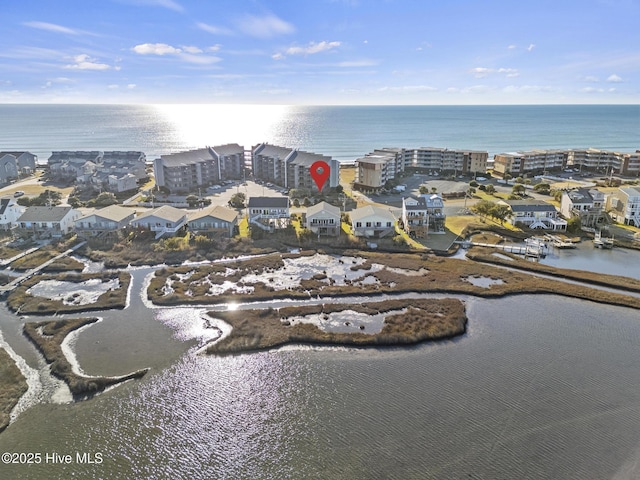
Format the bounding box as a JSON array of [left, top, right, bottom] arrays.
[[238, 217, 249, 238], [446, 215, 477, 236], [340, 165, 356, 196]]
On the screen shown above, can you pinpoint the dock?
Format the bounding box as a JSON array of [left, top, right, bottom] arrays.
[[459, 240, 546, 258], [543, 234, 577, 249]]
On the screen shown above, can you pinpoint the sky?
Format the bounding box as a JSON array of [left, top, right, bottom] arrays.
[[1, 0, 638, 105]]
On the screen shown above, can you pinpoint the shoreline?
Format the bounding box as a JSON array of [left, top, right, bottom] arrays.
[[0, 348, 28, 433]]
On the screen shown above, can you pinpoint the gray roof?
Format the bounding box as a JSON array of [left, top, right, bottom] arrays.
[[306, 201, 340, 217], [188, 205, 238, 223], [247, 196, 289, 208], [79, 205, 135, 223], [505, 200, 557, 212], [567, 188, 594, 203], [160, 148, 215, 167], [18, 206, 74, 222], [350, 205, 396, 222], [134, 205, 186, 223], [210, 144, 244, 156], [0, 198, 9, 215], [253, 144, 293, 159]]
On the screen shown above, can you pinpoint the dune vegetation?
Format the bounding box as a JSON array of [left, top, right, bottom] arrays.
[[206, 298, 467, 355]]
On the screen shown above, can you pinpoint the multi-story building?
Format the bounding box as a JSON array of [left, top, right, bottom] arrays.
[[401, 194, 446, 238], [502, 200, 567, 230], [560, 188, 609, 228], [607, 186, 640, 227], [252, 144, 338, 191], [305, 201, 341, 237], [154, 145, 244, 194], [0, 197, 25, 230], [493, 150, 566, 177], [349, 205, 397, 238], [410, 148, 488, 175], [354, 149, 406, 190], [247, 196, 290, 232]]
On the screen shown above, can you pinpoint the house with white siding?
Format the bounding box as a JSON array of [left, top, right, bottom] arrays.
[[187, 205, 238, 238], [0, 197, 26, 230], [305, 201, 341, 236], [74, 205, 136, 237], [16, 206, 81, 238], [502, 200, 567, 230], [350, 205, 397, 238], [247, 196, 290, 232], [130, 205, 187, 238]]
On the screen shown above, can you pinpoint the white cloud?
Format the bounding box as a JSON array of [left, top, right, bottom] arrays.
[[108, 84, 119, 89], [471, 67, 519, 78], [133, 43, 182, 55], [527, 44, 536, 52], [237, 14, 295, 38], [378, 85, 438, 93], [64, 54, 111, 70], [127, 84, 137, 89], [582, 86, 605, 93], [23, 21, 82, 35], [507, 44, 517, 50], [607, 74, 623, 82], [197, 22, 234, 36], [285, 41, 341, 56], [132, 43, 220, 65], [583, 75, 600, 82], [207, 45, 222, 52]]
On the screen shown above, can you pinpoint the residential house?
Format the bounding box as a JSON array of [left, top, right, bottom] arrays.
[[349, 205, 396, 238], [252, 143, 339, 191], [154, 145, 244, 194], [130, 205, 187, 238], [305, 201, 341, 236], [560, 188, 609, 228], [74, 205, 136, 237], [16, 206, 81, 238], [247, 196, 290, 232], [0, 197, 26, 230], [401, 194, 446, 238], [187, 205, 238, 238], [502, 199, 567, 230], [0, 151, 37, 176], [108, 173, 138, 193], [0, 154, 20, 184], [607, 186, 640, 227]]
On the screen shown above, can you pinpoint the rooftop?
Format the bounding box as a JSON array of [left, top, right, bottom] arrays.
[[248, 196, 289, 208], [18, 206, 74, 222], [188, 205, 238, 223]]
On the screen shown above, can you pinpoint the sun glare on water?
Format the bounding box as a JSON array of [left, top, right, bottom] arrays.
[[152, 104, 291, 151]]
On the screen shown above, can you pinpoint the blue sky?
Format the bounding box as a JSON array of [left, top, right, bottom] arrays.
[[1, 0, 638, 104]]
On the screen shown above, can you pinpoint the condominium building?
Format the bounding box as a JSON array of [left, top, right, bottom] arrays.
[[252, 143, 338, 191], [493, 150, 566, 176], [153, 144, 244, 193], [354, 148, 406, 190], [410, 148, 488, 175]]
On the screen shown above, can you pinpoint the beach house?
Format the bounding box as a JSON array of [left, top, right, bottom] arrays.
[[187, 205, 238, 238], [130, 205, 187, 238], [502, 200, 567, 230], [0, 197, 26, 231], [305, 201, 341, 237], [74, 205, 136, 238], [560, 188, 609, 228], [349, 205, 396, 238], [16, 206, 81, 238], [607, 186, 640, 227], [247, 196, 290, 232], [401, 194, 446, 238]]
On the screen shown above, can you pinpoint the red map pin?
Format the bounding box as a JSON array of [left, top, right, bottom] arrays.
[[310, 160, 330, 192]]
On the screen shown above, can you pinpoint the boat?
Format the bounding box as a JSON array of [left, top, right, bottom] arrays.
[[594, 230, 614, 249]]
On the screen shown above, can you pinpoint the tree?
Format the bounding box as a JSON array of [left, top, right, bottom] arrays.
[[292, 198, 300, 208], [533, 183, 551, 195], [419, 185, 428, 194], [504, 173, 512, 182], [566, 216, 582, 234], [489, 204, 512, 225], [335, 185, 344, 194], [186, 195, 199, 207], [229, 192, 246, 208], [472, 199, 495, 219], [485, 184, 496, 195], [469, 180, 479, 188], [512, 183, 526, 196], [94, 192, 118, 207], [515, 176, 524, 184], [431, 187, 437, 194], [303, 197, 311, 207]]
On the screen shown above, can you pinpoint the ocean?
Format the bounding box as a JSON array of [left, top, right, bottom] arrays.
[[0, 104, 638, 163]]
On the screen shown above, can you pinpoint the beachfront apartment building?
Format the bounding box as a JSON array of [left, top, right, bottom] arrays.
[[153, 145, 245, 194], [493, 150, 566, 177], [607, 186, 640, 227], [401, 194, 446, 238], [252, 144, 339, 191], [305, 201, 341, 237], [74, 205, 136, 238], [501, 200, 567, 230], [15, 206, 81, 238], [354, 149, 406, 190], [410, 148, 488, 175], [566, 148, 640, 176], [187, 205, 238, 238]]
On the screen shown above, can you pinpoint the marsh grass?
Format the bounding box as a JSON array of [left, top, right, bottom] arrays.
[[7, 271, 131, 315], [23, 318, 147, 399], [0, 348, 28, 432], [206, 298, 467, 354]]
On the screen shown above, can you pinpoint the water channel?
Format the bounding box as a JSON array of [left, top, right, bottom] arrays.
[[1, 247, 639, 479]]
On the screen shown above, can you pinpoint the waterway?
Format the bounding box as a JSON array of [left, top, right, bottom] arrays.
[[1, 250, 640, 479]]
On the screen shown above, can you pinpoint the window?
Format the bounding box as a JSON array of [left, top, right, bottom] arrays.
[[356, 222, 362, 227]]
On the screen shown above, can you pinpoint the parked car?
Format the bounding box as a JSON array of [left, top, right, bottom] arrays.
[[13, 191, 24, 197]]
